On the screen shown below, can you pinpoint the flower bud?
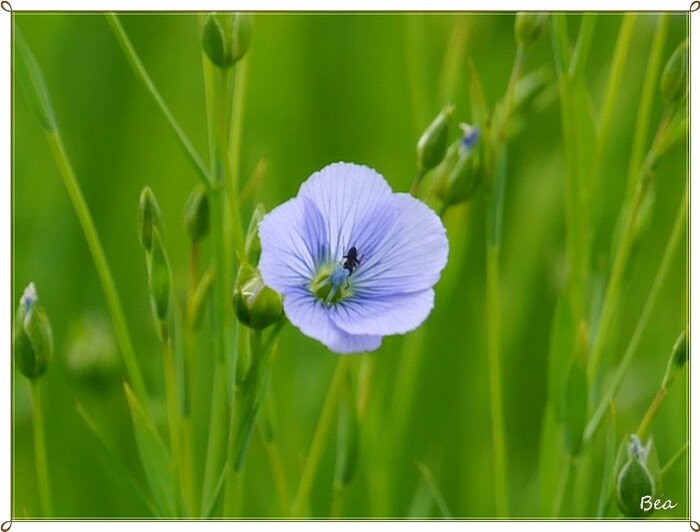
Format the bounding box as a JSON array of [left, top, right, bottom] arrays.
[[14, 283, 53, 380], [147, 229, 172, 324], [233, 262, 283, 330], [67, 312, 120, 387], [514, 13, 549, 49], [184, 185, 209, 244], [417, 104, 454, 173], [660, 40, 688, 107], [435, 124, 482, 207], [662, 329, 688, 389], [245, 204, 266, 264], [137, 186, 163, 252], [616, 434, 656, 517], [202, 13, 252, 69]]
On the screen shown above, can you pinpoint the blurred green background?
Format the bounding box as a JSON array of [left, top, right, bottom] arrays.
[[13, 12, 687, 519]]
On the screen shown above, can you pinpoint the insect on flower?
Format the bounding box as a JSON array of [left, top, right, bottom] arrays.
[[258, 162, 449, 354]]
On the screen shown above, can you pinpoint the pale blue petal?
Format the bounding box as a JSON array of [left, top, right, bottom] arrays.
[[298, 162, 394, 261], [351, 193, 448, 296], [283, 288, 383, 354], [329, 289, 435, 336], [258, 197, 328, 293]]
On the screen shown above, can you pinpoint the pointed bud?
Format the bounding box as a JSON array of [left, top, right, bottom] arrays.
[[245, 204, 266, 264], [233, 262, 283, 330], [662, 329, 688, 389], [616, 434, 657, 517], [202, 13, 252, 69], [660, 40, 688, 107], [435, 124, 482, 207], [417, 104, 454, 173], [514, 13, 549, 49], [184, 185, 210, 244], [137, 186, 163, 252], [14, 283, 53, 380], [67, 312, 120, 387], [147, 229, 172, 324]]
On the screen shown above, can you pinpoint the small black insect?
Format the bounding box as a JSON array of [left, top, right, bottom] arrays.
[[342, 246, 362, 275]]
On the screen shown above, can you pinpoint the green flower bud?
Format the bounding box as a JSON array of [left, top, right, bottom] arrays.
[[14, 283, 53, 380], [245, 204, 266, 264], [137, 186, 163, 252], [147, 229, 172, 324], [660, 40, 688, 107], [417, 104, 454, 173], [514, 13, 549, 49], [66, 312, 120, 387], [233, 262, 283, 330], [672, 330, 688, 368], [616, 434, 656, 517], [202, 12, 252, 69], [435, 124, 482, 207], [662, 329, 688, 388], [184, 185, 210, 244]]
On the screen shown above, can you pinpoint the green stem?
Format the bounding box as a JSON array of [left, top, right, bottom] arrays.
[[30, 382, 53, 517], [586, 116, 671, 383], [584, 182, 687, 443], [45, 131, 147, 402], [486, 244, 509, 516], [597, 14, 636, 153], [160, 325, 183, 516], [635, 386, 667, 439], [625, 14, 668, 198], [291, 356, 351, 517], [105, 13, 213, 190], [568, 14, 597, 79], [660, 442, 689, 477]]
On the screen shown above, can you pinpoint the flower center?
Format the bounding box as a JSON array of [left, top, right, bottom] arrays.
[[309, 263, 353, 305]]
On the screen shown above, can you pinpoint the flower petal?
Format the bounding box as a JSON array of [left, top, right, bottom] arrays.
[[283, 287, 382, 354], [258, 197, 328, 293], [351, 193, 448, 296], [298, 162, 394, 260], [329, 289, 435, 336]]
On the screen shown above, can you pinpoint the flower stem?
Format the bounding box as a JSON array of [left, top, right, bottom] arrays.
[[30, 381, 53, 517], [660, 441, 689, 477], [45, 131, 147, 402], [635, 387, 668, 440], [160, 324, 183, 516], [105, 13, 213, 190], [486, 243, 509, 516], [584, 182, 687, 443], [291, 356, 351, 517]]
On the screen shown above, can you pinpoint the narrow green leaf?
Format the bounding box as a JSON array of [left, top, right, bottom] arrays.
[[15, 30, 57, 132], [561, 324, 589, 456], [547, 293, 575, 422], [123, 383, 177, 516]]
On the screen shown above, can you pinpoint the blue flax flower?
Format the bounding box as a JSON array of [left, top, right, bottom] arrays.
[[258, 162, 448, 354]]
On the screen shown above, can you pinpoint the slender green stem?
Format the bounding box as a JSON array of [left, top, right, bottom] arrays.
[[486, 244, 508, 516], [587, 116, 671, 382], [625, 14, 668, 198], [227, 60, 247, 257], [30, 382, 53, 517], [584, 183, 687, 443], [597, 14, 636, 152], [660, 442, 689, 477], [160, 325, 183, 516], [200, 360, 228, 515], [45, 131, 147, 401], [105, 13, 214, 190], [291, 356, 351, 517], [568, 14, 597, 79], [636, 386, 667, 439]]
